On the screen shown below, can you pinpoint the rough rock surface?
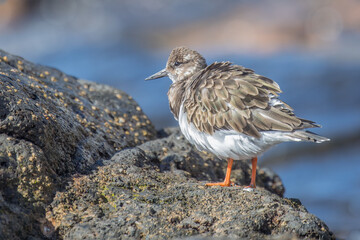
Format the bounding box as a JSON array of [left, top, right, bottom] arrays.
[[0, 49, 156, 239], [0, 50, 334, 239], [47, 128, 333, 240]]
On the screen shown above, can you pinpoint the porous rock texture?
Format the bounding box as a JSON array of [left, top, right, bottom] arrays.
[[0, 49, 156, 239], [0, 50, 334, 239]]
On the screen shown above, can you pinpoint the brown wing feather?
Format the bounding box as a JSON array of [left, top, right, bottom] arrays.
[[183, 62, 317, 138]]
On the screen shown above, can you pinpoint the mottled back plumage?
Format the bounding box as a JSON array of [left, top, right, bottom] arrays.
[[166, 48, 318, 138]]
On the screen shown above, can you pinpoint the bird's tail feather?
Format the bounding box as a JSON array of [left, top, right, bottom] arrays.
[[292, 130, 330, 143]]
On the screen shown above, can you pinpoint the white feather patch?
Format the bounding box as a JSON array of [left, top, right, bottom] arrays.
[[178, 105, 303, 160]]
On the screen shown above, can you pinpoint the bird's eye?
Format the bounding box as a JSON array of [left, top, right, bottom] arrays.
[[174, 61, 182, 67]]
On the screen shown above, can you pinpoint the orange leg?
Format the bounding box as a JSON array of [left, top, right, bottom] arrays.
[[206, 158, 234, 187], [245, 157, 257, 189]]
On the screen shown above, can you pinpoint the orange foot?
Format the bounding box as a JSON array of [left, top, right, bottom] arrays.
[[205, 181, 234, 187], [205, 157, 258, 189], [206, 158, 234, 187], [243, 183, 256, 189]]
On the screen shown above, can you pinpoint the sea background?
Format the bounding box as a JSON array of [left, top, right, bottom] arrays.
[[1, 1, 359, 239]]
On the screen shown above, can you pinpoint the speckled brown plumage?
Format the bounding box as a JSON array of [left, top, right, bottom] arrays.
[[165, 48, 318, 138]]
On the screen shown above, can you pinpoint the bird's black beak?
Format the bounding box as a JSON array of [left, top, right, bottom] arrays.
[[145, 68, 167, 80]]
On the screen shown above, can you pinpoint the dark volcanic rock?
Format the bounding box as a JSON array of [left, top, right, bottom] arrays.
[[47, 129, 333, 240], [0, 49, 334, 240], [0, 49, 156, 239]]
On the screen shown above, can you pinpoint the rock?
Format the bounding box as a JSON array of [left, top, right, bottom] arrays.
[[0, 49, 156, 239], [46, 129, 334, 239], [0, 49, 334, 239]]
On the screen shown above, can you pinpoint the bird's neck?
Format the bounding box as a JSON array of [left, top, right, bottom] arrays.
[[167, 65, 208, 120], [167, 79, 188, 120]]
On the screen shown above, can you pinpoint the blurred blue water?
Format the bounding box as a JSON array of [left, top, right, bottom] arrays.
[[273, 146, 360, 238]]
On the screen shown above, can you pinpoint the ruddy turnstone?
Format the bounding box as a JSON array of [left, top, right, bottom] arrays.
[[146, 47, 329, 188]]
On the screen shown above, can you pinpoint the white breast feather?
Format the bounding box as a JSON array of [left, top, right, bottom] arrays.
[[178, 105, 302, 160]]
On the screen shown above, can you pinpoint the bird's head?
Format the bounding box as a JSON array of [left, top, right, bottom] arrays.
[[145, 46, 207, 82]]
